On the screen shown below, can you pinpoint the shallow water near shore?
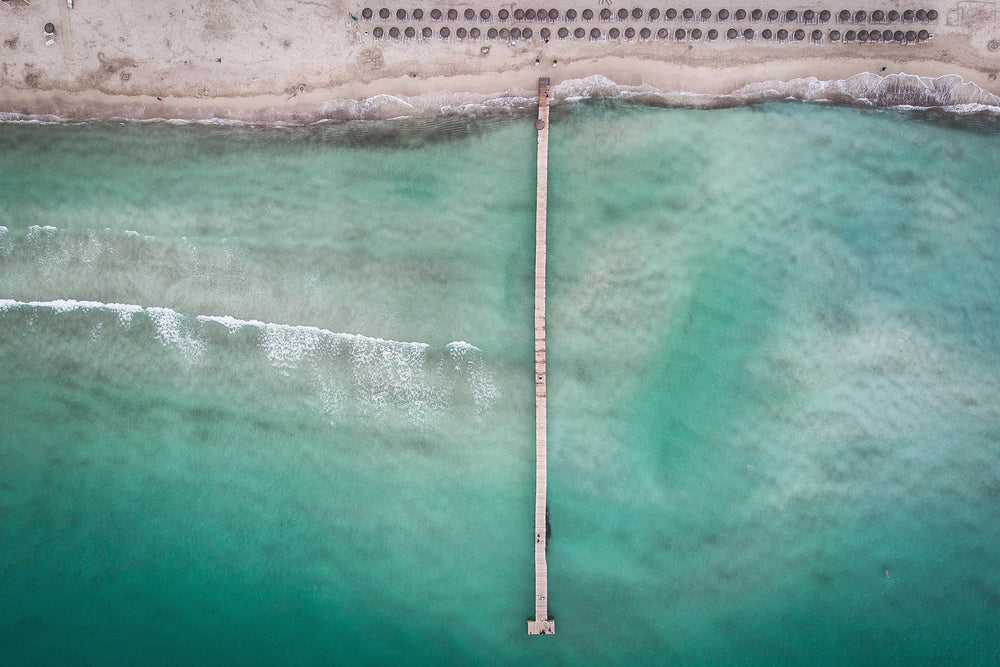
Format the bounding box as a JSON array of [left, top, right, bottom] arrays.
[[2, 101, 1000, 665]]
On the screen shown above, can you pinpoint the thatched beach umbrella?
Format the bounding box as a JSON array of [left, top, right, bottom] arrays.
[[478, 9, 490, 21], [511, 27, 521, 39], [762, 28, 773, 39], [379, 7, 390, 19], [811, 29, 822, 41], [388, 26, 400, 38], [804, 9, 815, 22], [776, 28, 788, 39], [905, 29, 916, 41], [927, 10, 938, 21], [591, 27, 601, 39], [625, 26, 636, 39], [575, 27, 586, 38], [617, 8, 628, 21], [785, 10, 798, 22], [640, 27, 651, 39], [707, 28, 718, 40], [431, 8, 442, 20], [915, 9, 926, 21], [819, 9, 831, 22], [752, 9, 763, 21], [498, 8, 509, 21], [735, 9, 747, 20], [903, 9, 914, 21], [525, 9, 536, 20], [447, 8, 458, 21], [470, 27, 481, 38], [794, 28, 804, 40], [440, 26, 450, 38], [648, 8, 660, 20], [718, 9, 729, 20], [886, 29, 896, 40], [362, 8, 373, 20], [373, 26, 384, 38], [541, 27, 551, 38], [744, 28, 755, 39], [683, 8, 694, 20], [499, 27, 509, 38], [413, 8, 424, 20], [600, 8, 611, 21], [405, 26, 416, 37], [549, 9, 560, 21], [609, 26, 620, 39], [691, 27, 702, 39], [872, 10, 884, 22], [854, 10, 866, 23], [893, 30, 904, 41], [917, 29, 929, 41], [582, 9, 594, 21], [858, 29, 869, 41], [844, 29, 855, 41], [558, 26, 569, 38], [396, 9, 406, 20], [567, 9, 578, 21], [464, 8, 475, 20], [523, 27, 533, 38], [488, 27, 498, 38], [422, 26, 432, 37], [633, 7, 643, 19], [701, 8, 712, 20], [514, 8, 524, 20], [838, 10, 850, 22], [676, 27, 686, 39], [666, 8, 678, 20], [657, 27, 668, 39], [727, 27, 738, 39], [456, 27, 467, 38], [888, 10, 899, 22], [829, 29, 841, 41]]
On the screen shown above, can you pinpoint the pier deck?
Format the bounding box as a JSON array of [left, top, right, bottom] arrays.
[[528, 77, 554, 637]]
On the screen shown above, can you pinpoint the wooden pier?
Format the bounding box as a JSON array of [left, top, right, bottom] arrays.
[[528, 77, 555, 637]]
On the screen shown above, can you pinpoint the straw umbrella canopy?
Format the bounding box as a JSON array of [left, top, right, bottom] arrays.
[[858, 30, 869, 41], [927, 10, 938, 20], [751, 9, 762, 21], [575, 27, 586, 37], [648, 8, 660, 20], [762, 28, 772, 39], [915, 9, 926, 21], [470, 27, 481, 38], [413, 8, 423, 19], [488, 27, 498, 38], [819, 10, 831, 22], [872, 10, 884, 22], [718, 9, 729, 20], [904, 29, 915, 41], [514, 8, 525, 20], [567, 9, 578, 20], [893, 30, 904, 41], [633, 7, 643, 19], [625, 26, 636, 38], [379, 8, 390, 19], [776, 28, 787, 39], [389, 26, 400, 38], [440, 26, 450, 37], [373, 26, 384, 38], [511, 27, 521, 39], [464, 8, 475, 20], [590, 27, 601, 39], [541, 27, 551, 38], [794, 28, 804, 40], [396, 9, 406, 20], [735, 9, 746, 20], [557, 26, 568, 37], [675, 28, 686, 39], [683, 8, 694, 20], [617, 8, 628, 20], [691, 27, 702, 39], [744, 28, 754, 39], [498, 9, 508, 21], [600, 8, 611, 20], [361, 8, 373, 20], [886, 29, 896, 40], [707, 28, 718, 39], [523, 27, 533, 38], [582, 9, 594, 20], [804, 9, 815, 22], [609, 27, 620, 39], [422, 26, 432, 37], [447, 8, 458, 20], [838, 10, 850, 22], [917, 29, 929, 40], [844, 29, 855, 41], [701, 8, 712, 20], [549, 9, 560, 21], [657, 27, 668, 39], [480, 9, 491, 21], [666, 8, 678, 20], [903, 10, 914, 21], [811, 29, 822, 40], [854, 10, 866, 23], [405, 26, 416, 37], [525, 9, 536, 20], [829, 29, 841, 40], [727, 27, 738, 38], [640, 27, 651, 39], [499, 27, 509, 38], [785, 10, 798, 21], [456, 27, 467, 38], [888, 10, 900, 21], [431, 8, 442, 20]]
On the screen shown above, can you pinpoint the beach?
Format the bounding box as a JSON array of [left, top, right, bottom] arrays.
[[2, 1, 1000, 121]]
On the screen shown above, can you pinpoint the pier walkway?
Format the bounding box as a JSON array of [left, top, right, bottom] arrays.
[[528, 77, 555, 637]]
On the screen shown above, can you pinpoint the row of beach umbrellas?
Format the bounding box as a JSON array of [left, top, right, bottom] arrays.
[[360, 8, 939, 23], [370, 24, 932, 42]]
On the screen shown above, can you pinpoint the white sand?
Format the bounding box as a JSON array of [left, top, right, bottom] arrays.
[[1, 1, 999, 119]]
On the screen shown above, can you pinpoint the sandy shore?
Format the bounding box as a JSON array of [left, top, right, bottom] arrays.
[[2, 0, 1000, 120]]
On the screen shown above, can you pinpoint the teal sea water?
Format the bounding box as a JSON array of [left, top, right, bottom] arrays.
[[2, 102, 999, 665]]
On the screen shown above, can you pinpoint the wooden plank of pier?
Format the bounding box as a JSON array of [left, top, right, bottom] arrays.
[[528, 77, 555, 637]]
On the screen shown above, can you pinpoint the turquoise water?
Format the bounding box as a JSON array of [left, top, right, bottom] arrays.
[[2, 103, 999, 665]]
